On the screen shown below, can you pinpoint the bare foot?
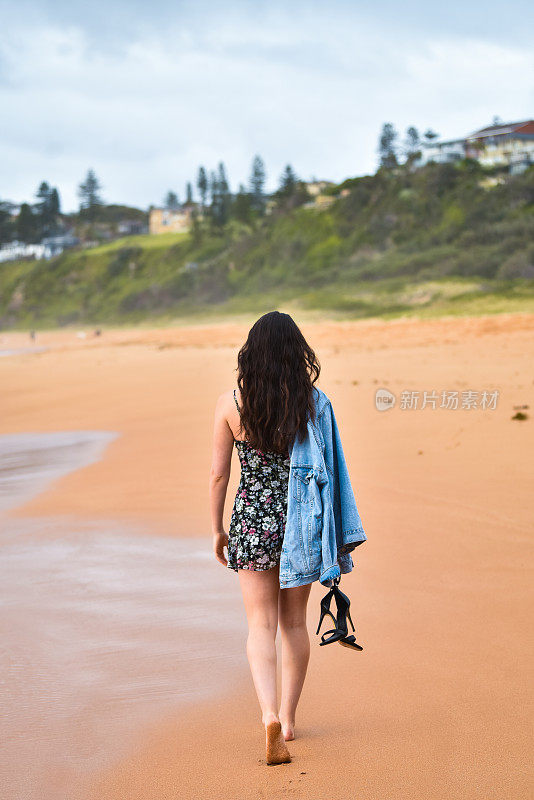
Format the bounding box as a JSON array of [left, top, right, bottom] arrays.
[[280, 720, 295, 741], [265, 718, 291, 765]]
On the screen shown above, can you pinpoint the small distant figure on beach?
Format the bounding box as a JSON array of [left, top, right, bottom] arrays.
[[94, 328, 102, 337], [29, 330, 36, 341]]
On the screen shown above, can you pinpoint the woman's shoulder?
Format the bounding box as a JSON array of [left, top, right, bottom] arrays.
[[215, 388, 240, 413]]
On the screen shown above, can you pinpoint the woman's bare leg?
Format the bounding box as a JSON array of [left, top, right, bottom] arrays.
[[278, 583, 312, 741], [237, 565, 291, 764]]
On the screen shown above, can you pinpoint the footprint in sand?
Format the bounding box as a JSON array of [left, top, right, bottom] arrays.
[[265, 720, 291, 765]]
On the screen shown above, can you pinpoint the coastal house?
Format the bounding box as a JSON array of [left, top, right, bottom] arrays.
[[41, 233, 79, 257], [0, 232, 79, 263], [306, 180, 335, 197], [149, 206, 196, 235], [418, 119, 534, 173], [419, 138, 466, 165], [312, 194, 336, 210], [465, 120, 534, 171], [302, 180, 336, 210], [0, 241, 50, 263], [117, 219, 147, 236]]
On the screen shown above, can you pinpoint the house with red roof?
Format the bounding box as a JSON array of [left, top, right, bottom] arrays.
[[465, 119, 534, 173], [419, 118, 534, 174]]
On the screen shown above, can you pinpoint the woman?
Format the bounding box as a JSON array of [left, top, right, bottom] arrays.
[[209, 311, 322, 765]]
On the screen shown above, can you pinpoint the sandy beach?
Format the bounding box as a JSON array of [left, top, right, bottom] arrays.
[[1, 313, 532, 800]]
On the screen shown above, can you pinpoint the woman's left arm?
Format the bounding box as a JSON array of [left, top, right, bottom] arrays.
[[209, 393, 234, 566]]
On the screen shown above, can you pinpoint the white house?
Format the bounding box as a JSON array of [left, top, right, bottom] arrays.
[[0, 241, 50, 263], [418, 138, 466, 165], [0, 233, 79, 264]]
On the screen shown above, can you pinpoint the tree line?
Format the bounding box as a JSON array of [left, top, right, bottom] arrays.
[[1, 123, 445, 246], [0, 155, 313, 245], [0, 169, 108, 244], [161, 154, 311, 229], [0, 182, 61, 244]]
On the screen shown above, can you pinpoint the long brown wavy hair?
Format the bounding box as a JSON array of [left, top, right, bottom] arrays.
[[235, 312, 321, 454]]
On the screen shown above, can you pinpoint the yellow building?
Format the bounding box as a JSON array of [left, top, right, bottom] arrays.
[[313, 194, 336, 210], [149, 207, 194, 235], [306, 180, 334, 197]]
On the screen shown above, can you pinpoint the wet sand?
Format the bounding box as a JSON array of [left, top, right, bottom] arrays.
[[0, 436, 246, 800], [0, 430, 117, 513], [0, 313, 532, 799]]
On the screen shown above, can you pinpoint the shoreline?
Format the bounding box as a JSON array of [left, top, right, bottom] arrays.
[[0, 435, 249, 800], [1, 313, 532, 799]]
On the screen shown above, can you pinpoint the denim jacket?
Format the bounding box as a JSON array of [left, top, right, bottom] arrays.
[[279, 386, 367, 588]]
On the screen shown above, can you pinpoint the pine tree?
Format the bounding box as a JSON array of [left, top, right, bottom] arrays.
[[164, 191, 179, 210], [78, 169, 103, 221], [36, 181, 51, 221], [378, 123, 399, 169], [279, 164, 297, 197], [206, 170, 219, 228], [197, 167, 208, 209], [0, 201, 14, 244], [250, 154, 266, 215], [208, 169, 218, 218], [233, 184, 252, 224], [207, 164, 231, 228], [49, 188, 61, 217], [35, 181, 60, 235], [217, 162, 230, 226], [16, 203, 37, 243], [185, 182, 193, 205], [403, 126, 421, 164]]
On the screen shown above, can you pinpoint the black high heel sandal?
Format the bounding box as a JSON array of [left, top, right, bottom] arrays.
[[315, 586, 338, 635], [316, 578, 364, 651]]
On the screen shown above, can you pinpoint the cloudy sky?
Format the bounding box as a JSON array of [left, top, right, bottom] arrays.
[[2, 0, 533, 211]]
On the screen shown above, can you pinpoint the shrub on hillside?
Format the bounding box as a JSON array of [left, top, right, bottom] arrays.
[[497, 246, 534, 279]]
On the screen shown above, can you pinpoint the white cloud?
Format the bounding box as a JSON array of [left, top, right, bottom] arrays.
[[0, 9, 532, 211]]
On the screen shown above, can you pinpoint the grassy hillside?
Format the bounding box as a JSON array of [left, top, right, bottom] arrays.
[[1, 161, 533, 328]]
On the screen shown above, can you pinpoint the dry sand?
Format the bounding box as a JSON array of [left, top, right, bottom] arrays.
[[0, 313, 532, 799]]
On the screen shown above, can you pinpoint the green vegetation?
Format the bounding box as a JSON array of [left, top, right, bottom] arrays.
[[1, 161, 533, 328]]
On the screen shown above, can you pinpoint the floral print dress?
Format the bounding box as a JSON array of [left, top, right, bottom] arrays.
[[227, 389, 291, 572]]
